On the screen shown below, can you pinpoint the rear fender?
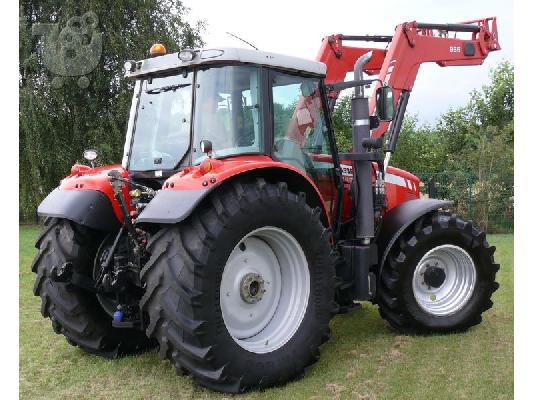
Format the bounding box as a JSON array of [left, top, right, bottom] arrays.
[[375, 198, 454, 275], [136, 156, 330, 227], [37, 164, 129, 231], [38, 188, 121, 231]]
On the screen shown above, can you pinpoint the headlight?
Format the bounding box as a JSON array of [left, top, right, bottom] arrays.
[[123, 60, 136, 73], [83, 149, 98, 161]]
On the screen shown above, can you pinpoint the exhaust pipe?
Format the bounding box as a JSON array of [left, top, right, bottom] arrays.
[[351, 51, 374, 242]]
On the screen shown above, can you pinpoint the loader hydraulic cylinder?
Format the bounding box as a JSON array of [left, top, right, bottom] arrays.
[[385, 90, 410, 154]]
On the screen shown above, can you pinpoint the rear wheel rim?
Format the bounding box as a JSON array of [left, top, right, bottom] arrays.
[[412, 244, 477, 316], [220, 226, 310, 354]]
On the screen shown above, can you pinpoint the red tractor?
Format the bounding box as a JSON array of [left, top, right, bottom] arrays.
[[32, 18, 501, 392]]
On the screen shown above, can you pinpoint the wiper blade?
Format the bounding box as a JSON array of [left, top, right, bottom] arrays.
[[146, 83, 191, 94]]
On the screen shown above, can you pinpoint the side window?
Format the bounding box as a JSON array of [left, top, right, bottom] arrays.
[[271, 71, 337, 213], [193, 66, 262, 164]]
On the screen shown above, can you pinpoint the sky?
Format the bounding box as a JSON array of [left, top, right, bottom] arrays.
[[181, 0, 513, 125]]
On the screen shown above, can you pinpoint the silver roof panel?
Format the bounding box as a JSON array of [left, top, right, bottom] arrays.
[[125, 47, 327, 78]]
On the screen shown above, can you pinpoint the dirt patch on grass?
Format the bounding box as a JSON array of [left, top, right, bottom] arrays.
[[349, 334, 414, 398], [376, 335, 412, 373], [325, 382, 346, 400]]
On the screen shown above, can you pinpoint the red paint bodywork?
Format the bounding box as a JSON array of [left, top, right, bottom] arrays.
[[60, 156, 337, 226], [383, 166, 421, 209], [338, 160, 420, 222], [164, 155, 332, 225], [59, 164, 131, 223], [60, 156, 420, 228], [316, 17, 500, 137]]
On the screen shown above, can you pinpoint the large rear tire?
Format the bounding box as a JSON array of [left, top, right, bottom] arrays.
[[377, 211, 500, 334], [140, 178, 336, 393], [31, 218, 153, 357]]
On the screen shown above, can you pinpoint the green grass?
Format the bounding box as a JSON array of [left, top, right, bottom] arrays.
[[20, 227, 513, 399]]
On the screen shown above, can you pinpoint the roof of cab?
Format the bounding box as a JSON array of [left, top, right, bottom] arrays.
[[124, 47, 327, 78]]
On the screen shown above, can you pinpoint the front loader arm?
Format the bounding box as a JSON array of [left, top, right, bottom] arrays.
[[317, 17, 500, 137]]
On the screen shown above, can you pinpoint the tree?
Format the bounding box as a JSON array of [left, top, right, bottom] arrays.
[[436, 62, 514, 166], [331, 95, 352, 152], [404, 62, 514, 232], [437, 62, 514, 231], [390, 114, 447, 174], [19, 0, 204, 221]]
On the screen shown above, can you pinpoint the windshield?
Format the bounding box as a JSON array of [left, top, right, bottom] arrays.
[[128, 74, 192, 171], [127, 65, 263, 171]]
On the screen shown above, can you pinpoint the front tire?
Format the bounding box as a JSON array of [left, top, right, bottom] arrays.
[[140, 178, 336, 392], [377, 211, 500, 334]]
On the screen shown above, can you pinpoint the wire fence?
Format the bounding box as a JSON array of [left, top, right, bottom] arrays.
[[417, 171, 514, 234]]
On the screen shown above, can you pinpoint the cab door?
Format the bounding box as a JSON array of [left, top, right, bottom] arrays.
[[269, 70, 338, 217]]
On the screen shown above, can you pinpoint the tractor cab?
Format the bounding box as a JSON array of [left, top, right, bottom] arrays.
[[122, 46, 337, 195]]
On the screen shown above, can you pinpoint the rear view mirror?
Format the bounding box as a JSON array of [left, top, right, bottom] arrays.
[[200, 139, 213, 156], [376, 86, 395, 121]]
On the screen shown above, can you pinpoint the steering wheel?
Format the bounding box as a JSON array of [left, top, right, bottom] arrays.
[[155, 150, 174, 161]]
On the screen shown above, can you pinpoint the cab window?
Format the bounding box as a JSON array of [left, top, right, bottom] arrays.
[[192, 66, 263, 164]]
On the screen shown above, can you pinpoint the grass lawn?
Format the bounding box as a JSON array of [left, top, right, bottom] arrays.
[[19, 226, 513, 399]]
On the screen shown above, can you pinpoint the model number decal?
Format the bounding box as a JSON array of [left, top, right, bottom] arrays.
[[449, 46, 461, 53], [341, 165, 353, 176]]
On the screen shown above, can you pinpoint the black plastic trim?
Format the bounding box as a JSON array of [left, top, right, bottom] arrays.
[[262, 67, 273, 156], [339, 35, 393, 42], [326, 79, 378, 93], [464, 42, 476, 56], [135, 188, 210, 224], [37, 188, 121, 231], [319, 80, 343, 240], [415, 22, 480, 33], [339, 152, 383, 161]]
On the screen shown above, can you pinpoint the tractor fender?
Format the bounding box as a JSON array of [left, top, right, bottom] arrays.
[[37, 187, 121, 231], [37, 164, 129, 231], [136, 156, 330, 226], [375, 198, 454, 275]]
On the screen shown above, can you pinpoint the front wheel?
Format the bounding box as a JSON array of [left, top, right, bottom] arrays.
[[140, 178, 336, 392], [377, 211, 500, 334]]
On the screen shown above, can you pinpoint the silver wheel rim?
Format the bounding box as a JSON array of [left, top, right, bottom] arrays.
[[412, 244, 476, 316], [220, 226, 310, 354]]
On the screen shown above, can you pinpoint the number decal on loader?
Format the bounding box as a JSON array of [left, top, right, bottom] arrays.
[[341, 164, 353, 177]]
